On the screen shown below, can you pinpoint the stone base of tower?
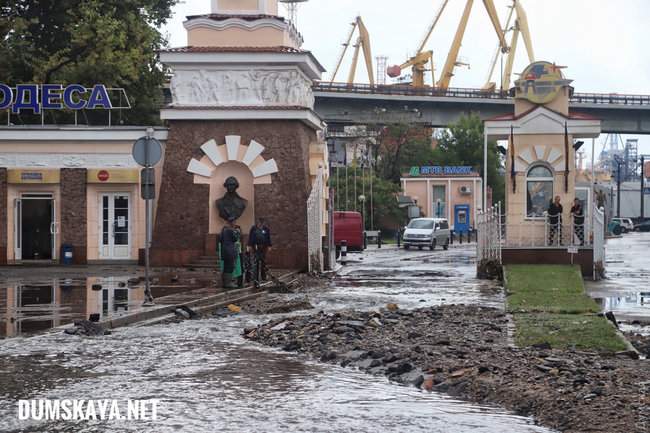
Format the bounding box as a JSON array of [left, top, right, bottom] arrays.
[[150, 119, 316, 270]]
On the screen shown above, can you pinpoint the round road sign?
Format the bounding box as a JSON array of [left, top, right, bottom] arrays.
[[97, 170, 110, 182], [132, 136, 163, 167]]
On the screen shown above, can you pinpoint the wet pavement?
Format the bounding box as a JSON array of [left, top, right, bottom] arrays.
[[0, 244, 554, 432], [586, 232, 650, 324]]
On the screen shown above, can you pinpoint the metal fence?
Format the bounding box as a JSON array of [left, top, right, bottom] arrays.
[[314, 82, 650, 107], [306, 167, 324, 273], [476, 204, 502, 265]]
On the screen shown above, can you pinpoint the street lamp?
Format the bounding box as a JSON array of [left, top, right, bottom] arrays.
[[358, 194, 366, 231], [613, 155, 622, 218]]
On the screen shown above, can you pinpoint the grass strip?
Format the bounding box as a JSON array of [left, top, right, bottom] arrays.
[[505, 265, 626, 352]]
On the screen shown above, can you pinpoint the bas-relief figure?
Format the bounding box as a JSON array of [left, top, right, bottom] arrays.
[[170, 69, 314, 108], [216, 176, 248, 222]]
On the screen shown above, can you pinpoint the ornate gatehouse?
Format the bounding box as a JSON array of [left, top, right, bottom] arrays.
[[481, 62, 605, 279], [150, 0, 329, 271]]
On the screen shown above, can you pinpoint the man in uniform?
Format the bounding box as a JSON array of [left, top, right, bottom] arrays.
[[219, 217, 241, 289], [248, 218, 272, 282]]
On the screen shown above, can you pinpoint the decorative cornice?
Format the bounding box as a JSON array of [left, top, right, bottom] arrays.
[[184, 15, 303, 47]]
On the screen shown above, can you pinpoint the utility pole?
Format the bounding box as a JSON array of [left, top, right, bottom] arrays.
[[614, 155, 622, 218], [641, 155, 645, 220]]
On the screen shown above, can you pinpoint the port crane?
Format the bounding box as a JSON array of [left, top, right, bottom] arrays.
[[482, 0, 535, 92], [330, 16, 375, 86], [388, 0, 509, 90]]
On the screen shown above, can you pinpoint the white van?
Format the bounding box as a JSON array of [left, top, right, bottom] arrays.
[[403, 218, 450, 250]]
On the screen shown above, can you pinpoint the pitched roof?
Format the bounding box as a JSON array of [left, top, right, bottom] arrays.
[[485, 105, 600, 122]]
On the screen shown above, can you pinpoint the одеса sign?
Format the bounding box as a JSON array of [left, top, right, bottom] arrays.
[[0, 84, 113, 113]]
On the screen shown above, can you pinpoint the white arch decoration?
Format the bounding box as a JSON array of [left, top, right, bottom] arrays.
[[515, 144, 565, 173], [187, 135, 279, 184]]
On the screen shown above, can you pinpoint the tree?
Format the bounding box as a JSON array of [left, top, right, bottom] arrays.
[[432, 114, 505, 205], [374, 124, 435, 182], [329, 166, 405, 230], [0, 0, 177, 125]]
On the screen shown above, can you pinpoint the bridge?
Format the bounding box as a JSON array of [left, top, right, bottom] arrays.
[[314, 83, 650, 134]]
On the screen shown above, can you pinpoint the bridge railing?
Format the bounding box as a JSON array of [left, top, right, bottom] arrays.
[[314, 82, 650, 107]]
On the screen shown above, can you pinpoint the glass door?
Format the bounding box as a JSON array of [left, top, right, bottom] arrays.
[[100, 193, 131, 259]]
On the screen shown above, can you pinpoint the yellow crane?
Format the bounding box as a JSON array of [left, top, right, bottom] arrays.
[[330, 16, 375, 86], [387, 0, 509, 90], [436, 0, 509, 90], [387, 0, 450, 87], [482, 0, 535, 92]]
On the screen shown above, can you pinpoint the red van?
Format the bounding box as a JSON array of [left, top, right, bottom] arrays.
[[334, 211, 365, 255]]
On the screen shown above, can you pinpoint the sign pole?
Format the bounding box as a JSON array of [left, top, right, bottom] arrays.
[[132, 129, 162, 306]]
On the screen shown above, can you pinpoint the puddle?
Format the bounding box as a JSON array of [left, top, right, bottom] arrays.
[[0, 273, 212, 338], [586, 232, 650, 324]]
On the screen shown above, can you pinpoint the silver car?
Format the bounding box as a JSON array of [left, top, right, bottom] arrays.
[[403, 218, 450, 250]]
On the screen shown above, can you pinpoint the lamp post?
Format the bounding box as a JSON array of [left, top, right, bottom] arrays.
[[613, 155, 622, 218], [359, 194, 366, 231]]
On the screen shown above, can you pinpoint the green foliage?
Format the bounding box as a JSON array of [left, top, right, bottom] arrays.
[[0, 0, 177, 125], [329, 166, 405, 229], [374, 124, 435, 182], [432, 114, 505, 205]]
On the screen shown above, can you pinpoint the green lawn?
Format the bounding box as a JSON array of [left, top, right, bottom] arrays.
[[514, 313, 628, 352], [505, 265, 601, 314], [504, 265, 626, 352]]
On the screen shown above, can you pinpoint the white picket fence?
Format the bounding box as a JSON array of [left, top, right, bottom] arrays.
[[306, 168, 324, 273], [592, 206, 606, 280]]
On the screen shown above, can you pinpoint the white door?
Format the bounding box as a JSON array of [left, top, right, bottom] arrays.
[[99, 193, 131, 259]]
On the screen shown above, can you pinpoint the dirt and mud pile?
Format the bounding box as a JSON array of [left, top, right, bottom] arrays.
[[244, 304, 649, 433]]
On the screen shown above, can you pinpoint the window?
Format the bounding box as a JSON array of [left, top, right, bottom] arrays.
[[408, 219, 434, 229], [526, 164, 554, 218], [432, 185, 446, 218]]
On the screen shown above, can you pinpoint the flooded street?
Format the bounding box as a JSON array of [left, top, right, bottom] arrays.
[[0, 245, 553, 432], [586, 232, 650, 325]]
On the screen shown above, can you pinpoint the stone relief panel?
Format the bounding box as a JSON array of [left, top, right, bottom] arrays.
[[170, 69, 315, 108]]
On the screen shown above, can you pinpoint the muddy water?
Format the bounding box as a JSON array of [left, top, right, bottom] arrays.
[[0, 245, 554, 432], [0, 316, 552, 432], [586, 232, 650, 322]]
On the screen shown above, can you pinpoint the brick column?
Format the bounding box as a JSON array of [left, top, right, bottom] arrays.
[[60, 168, 87, 264], [0, 168, 7, 264]]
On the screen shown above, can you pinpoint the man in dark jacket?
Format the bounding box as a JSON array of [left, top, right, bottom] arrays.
[[570, 198, 585, 245], [547, 196, 563, 245], [248, 218, 272, 281]]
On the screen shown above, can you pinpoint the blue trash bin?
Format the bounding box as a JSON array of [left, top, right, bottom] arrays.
[[61, 244, 74, 265]]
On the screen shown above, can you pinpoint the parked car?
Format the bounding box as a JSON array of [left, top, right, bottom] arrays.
[[611, 217, 634, 233], [402, 218, 450, 250], [636, 220, 650, 232], [334, 211, 365, 257]]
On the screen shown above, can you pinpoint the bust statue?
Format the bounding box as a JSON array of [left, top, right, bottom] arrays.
[[216, 176, 247, 222]]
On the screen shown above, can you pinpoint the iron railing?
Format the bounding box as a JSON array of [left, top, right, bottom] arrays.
[[314, 82, 650, 107]]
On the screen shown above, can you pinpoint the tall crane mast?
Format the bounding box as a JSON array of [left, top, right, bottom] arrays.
[[330, 16, 375, 86], [437, 0, 509, 90]]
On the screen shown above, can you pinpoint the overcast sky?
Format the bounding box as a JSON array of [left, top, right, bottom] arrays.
[[161, 0, 650, 159]]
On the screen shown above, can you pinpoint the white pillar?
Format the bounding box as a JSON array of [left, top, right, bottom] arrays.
[[483, 132, 488, 209]]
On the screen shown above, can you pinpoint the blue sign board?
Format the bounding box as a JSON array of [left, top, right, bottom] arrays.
[[0, 84, 113, 114], [410, 166, 474, 176]]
